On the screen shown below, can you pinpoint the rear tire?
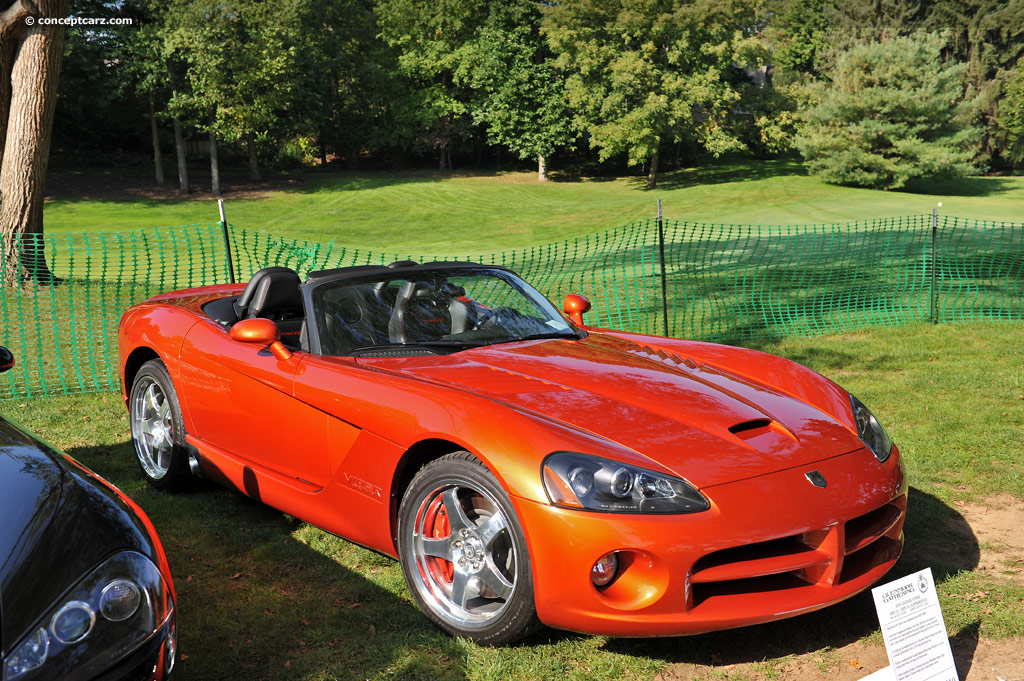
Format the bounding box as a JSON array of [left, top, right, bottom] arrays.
[[129, 359, 192, 491], [397, 452, 540, 645]]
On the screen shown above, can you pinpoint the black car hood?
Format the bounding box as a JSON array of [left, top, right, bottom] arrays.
[[0, 417, 157, 656]]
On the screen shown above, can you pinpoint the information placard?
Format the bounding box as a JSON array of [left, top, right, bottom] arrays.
[[870, 568, 959, 681]]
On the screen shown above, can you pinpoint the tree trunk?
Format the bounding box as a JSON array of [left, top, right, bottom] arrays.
[[537, 154, 548, 182], [149, 97, 164, 186], [0, 0, 68, 285], [172, 115, 189, 194], [246, 131, 260, 181], [438, 142, 447, 171], [0, 0, 40, 159], [646, 148, 660, 190], [318, 130, 327, 166], [208, 112, 221, 196]]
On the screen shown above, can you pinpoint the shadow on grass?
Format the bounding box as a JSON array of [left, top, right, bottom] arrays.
[[603, 486, 979, 675], [901, 175, 1022, 198], [67, 440, 471, 681], [628, 158, 808, 192]]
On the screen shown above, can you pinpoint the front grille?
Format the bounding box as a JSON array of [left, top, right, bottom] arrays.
[[690, 495, 906, 609]]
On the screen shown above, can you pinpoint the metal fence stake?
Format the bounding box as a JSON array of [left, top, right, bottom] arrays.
[[219, 199, 236, 284], [657, 198, 669, 337], [930, 206, 938, 324]]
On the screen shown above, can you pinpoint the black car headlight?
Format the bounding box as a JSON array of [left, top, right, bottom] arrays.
[[3, 551, 175, 681], [542, 452, 709, 514], [851, 394, 893, 462]]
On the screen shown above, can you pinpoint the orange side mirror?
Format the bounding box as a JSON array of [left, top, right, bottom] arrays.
[[230, 318, 292, 360], [562, 294, 592, 327]]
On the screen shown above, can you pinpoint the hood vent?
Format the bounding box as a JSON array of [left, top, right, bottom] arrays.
[[728, 419, 772, 435]]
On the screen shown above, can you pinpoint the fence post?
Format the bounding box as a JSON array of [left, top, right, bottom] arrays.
[[219, 199, 236, 284], [657, 199, 669, 337], [930, 206, 939, 324]]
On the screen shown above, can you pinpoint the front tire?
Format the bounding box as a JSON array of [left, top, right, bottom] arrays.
[[129, 359, 192, 491], [397, 452, 539, 645]]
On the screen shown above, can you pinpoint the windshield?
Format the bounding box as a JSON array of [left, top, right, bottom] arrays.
[[310, 267, 578, 356]]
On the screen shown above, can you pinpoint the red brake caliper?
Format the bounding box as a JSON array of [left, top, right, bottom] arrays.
[[425, 496, 454, 583]]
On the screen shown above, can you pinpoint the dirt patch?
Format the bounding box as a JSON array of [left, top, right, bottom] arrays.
[[655, 637, 1024, 681], [45, 171, 303, 202], [956, 495, 1024, 585]]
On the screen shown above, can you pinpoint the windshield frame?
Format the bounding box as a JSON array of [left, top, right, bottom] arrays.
[[300, 263, 582, 357]]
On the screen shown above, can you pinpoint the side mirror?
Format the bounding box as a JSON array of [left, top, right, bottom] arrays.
[[0, 346, 14, 373], [562, 294, 592, 327], [230, 318, 292, 361]]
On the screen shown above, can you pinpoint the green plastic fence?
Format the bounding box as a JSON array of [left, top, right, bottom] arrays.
[[1, 215, 1021, 399]]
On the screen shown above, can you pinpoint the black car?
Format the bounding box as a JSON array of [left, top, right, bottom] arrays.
[[0, 347, 176, 681]]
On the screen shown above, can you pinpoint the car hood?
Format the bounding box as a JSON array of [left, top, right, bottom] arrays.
[[0, 418, 155, 655], [368, 334, 864, 488]]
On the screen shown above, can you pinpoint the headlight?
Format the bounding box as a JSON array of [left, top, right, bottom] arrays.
[[851, 394, 893, 462], [4, 551, 174, 681], [542, 452, 709, 514]]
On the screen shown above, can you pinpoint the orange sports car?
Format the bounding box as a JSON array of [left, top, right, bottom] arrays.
[[117, 262, 906, 644]]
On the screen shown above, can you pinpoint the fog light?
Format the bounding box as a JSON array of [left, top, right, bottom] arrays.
[[100, 580, 141, 622], [592, 552, 619, 587], [50, 601, 96, 644]]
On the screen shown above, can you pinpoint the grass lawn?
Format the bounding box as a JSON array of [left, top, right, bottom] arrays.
[[45, 159, 1024, 254], [5, 321, 1022, 681]]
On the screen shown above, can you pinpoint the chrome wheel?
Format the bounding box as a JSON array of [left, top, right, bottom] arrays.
[[409, 483, 517, 629], [399, 453, 538, 644], [131, 375, 174, 480]]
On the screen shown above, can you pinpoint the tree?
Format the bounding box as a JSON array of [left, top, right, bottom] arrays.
[[162, 0, 304, 192], [375, 0, 489, 171], [797, 33, 982, 189], [996, 57, 1024, 168], [543, 0, 760, 188], [0, 0, 69, 285], [764, 0, 833, 77], [454, 0, 576, 181], [923, 0, 1024, 165]]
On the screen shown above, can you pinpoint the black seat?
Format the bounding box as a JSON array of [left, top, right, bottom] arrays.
[[389, 281, 454, 343], [233, 267, 305, 348]]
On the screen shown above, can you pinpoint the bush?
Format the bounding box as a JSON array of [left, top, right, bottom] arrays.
[[797, 33, 983, 189]]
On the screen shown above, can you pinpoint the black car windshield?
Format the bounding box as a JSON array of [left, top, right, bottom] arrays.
[[310, 267, 579, 356]]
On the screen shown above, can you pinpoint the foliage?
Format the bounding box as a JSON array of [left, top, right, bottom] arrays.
[[161, 0, 303, 146], [996, 58, 1024, 168], [798, 33, 982, 190], [454, 0, 576, 170], [763, 0, 833, 76], [543, 0, 763, 187], [374, 0, 490, 168], [922, 0, 1024, 165]]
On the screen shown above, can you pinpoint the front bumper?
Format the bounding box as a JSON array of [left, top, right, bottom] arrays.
[[517, 446, 907, 636]]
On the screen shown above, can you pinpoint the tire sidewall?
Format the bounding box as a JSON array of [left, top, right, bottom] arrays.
[[398, 453, 538, 645], [129, 359, 191, 491]]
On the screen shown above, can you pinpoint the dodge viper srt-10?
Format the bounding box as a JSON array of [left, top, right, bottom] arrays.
[[117, 261, 906, 644], [0, 347, 177, 680]]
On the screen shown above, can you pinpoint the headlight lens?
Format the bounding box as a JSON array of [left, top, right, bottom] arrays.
[[3, 551, 174, 681], [543, 452, 709, 514], [851, 394, 893, 462]]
